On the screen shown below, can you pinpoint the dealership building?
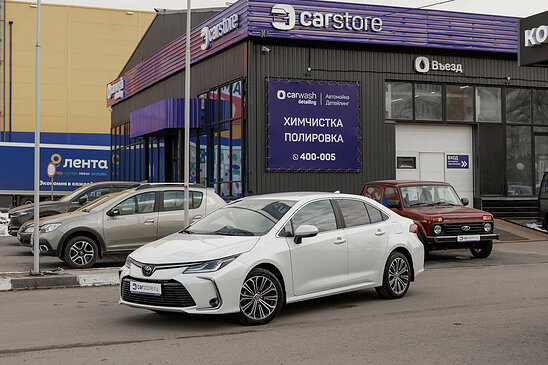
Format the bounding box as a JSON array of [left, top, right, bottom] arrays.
[[107, 0, 548, 217]]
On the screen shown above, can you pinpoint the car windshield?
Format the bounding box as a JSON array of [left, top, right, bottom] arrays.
[[183, 199, 296, 236], [400, 185, 462, 207], [59, 185, 89, 202]]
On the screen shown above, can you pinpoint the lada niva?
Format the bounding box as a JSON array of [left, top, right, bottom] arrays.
[[362, 180, 499, 258]]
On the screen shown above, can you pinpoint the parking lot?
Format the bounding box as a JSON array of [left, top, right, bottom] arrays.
[[1, 220, 547, 364]]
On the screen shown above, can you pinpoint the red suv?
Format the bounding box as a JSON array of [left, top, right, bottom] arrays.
[[362, 180, 499, 258]]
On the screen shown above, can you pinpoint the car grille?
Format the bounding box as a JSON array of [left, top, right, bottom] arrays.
[[443, 222, 488, 235], [121, 277, 196, 308]]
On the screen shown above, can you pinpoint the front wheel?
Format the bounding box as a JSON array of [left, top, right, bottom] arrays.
[[375, 251, 411, 299], [63, 236, 98, 269], [235, 268, 284, 325], [470, 240, 493, 258]]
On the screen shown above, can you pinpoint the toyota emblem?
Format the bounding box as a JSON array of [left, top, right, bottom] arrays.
[[462, 226, 471, 232], [142, 265, 154, 276]]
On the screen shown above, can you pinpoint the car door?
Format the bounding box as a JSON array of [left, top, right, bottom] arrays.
[[157, 190, 205, 238], [103, 191, 158, 251], [336, 199, 388, 284], [285, 199, 348, 296]]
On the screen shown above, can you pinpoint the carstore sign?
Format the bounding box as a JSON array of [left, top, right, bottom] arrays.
[[519, 10, 548, 66], [414, 57, 463, 74], [271, 4, 382, 32], [200, 13, 239, 50], [267, 80, 359, 171]]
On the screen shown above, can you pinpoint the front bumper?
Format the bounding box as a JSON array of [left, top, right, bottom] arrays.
[[28, 236, 57, 256], [118, 258, 248, 315], [427, 233, 499, 245]]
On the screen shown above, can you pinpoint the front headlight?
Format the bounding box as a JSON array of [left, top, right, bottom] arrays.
[[40, 223, 61, 233], [183, 255, 238, 274], [125, 256, 136, 268], [484, 223, 492, 232], [433, 225, 442, 235]]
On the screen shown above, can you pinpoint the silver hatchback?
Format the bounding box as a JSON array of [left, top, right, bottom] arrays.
[[25, 184, 226, 268]]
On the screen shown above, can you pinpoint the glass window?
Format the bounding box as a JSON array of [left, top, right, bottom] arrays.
[[337, 199, 370, 228], [291, 200, 337, 233], [535, 135, 548, 194], [533, 89, 548, 125], [414, 84, 442, 120], [385, 82, 412, 120], [446, 85, 474, 122], [78, 187, 110, 203], [163, 191, 203, 211], [506, 89, 531, 124], [364, 186, 383, 202], [232, 81, 242, 118], [476, 87, 501, 123], [506, 126, 532, 196], [397, 157, 416, 169], [383, 187, 399, 201], [365, 204, 383, 224], [136, 192, 156, 213], [116, 196, 137, 215]]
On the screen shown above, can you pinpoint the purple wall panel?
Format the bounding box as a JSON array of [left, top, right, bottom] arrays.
[[108, 0, 519, 107]]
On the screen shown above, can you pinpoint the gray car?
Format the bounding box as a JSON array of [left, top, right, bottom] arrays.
[[25, 183, 226, 268]]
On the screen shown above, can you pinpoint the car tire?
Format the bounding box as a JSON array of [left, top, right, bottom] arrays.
[[543, 215, 548, 230], [375, 251, 411, 299], [63, 236, 98, 269], [235, 268, 284, 326], [470, 240, 493, 258]]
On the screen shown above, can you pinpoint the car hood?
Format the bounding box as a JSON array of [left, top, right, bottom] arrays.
[[35, 210, 89, 226], [404, 205, 488, 219], [9, 200, 68, 215], [130, 233, 262, 264]]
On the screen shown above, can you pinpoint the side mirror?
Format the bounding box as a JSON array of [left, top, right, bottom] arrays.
[[78, 196, 87, 205], [293, 224, 319, 244], [387, 200, 401, 209], [461, 198, 469, 206], [107, 208, 120, 216]]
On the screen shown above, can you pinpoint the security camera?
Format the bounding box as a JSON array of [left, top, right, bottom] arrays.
[[261, 46, 271, 53]]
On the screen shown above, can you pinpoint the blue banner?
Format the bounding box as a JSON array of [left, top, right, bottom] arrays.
[[0, 144, 109, 192], [267, 80, 360, 171]]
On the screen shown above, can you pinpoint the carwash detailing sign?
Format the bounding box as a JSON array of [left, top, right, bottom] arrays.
[[267, 80, 359, 171]]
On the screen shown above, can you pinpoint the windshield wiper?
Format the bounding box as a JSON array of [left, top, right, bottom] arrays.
[[408, 202, 428, 207], [428, 201, 458, 206], [180, 228, 195, 234], [215, 228, 254, 236]]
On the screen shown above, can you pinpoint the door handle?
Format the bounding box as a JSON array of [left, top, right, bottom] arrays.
[[375, 229, 386, 236], [192, 215, 202, 221], [144, 219, 155, 224], [334, 238, 346, 245]]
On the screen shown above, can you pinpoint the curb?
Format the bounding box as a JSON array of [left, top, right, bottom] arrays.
[[0, 268, 119, 291]]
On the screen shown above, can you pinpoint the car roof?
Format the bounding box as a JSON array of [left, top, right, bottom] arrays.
[[366, 180, 452, 187], [240, 192, 366, 201]]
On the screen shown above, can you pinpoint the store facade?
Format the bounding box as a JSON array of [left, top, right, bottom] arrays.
[[107, 0, 548, 215]]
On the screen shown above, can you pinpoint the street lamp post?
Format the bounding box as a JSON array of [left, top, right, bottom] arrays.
[[183, 0, 191, 228], [33, 0, 41, 275]]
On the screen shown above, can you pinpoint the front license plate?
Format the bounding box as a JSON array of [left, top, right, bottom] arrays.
[[457, 235, 480, 242], [129, 281, 162, 296]]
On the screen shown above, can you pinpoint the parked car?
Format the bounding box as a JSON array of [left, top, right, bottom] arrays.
[[7, 181, 140, 236], [362, 180, 499, 258], [119, 192, 424, 325], [537, 172, 548, 229], [26, 183, 226, 268]]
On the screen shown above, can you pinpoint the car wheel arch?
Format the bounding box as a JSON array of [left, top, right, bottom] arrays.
[[390, 247, 415, 282], [58, 228, 106, 259], [250, 262, 288, 305]]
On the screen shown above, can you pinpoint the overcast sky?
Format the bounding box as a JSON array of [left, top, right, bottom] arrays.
[[12, 0, 547, 18]]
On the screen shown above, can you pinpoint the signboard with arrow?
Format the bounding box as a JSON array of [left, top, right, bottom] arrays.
[[446, 154, 469, 169]]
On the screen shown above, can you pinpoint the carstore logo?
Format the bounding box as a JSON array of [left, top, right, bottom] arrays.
[[414, 57, 430, 73], [277, 90, 286, 99], [524, 25, 548, 47]]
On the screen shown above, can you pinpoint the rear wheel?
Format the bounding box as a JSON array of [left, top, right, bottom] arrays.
[[376, 251, 411, 299], [470, 240, 493, 258], [63, 236, 98, 268], [235, 268, 284, 326]]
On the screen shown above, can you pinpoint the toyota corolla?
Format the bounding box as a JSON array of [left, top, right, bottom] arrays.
[[119, 192, 424, 325]]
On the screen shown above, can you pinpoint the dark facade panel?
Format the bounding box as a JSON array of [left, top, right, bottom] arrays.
[[121, 10, 223, 75], [246, 40, 548, 196], [112, 42, 247, 127]]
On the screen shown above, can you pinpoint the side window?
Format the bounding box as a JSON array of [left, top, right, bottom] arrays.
[[364, 186, 383, 202], [111, 186, 130, 193], [365, 204, 383, 224], [337, 199, 370, 228], [291, 200, 337, 233], [79, 187, 110, 203], [116, 196, 137, 216], [281, 221, 294, 237], [136, 192, 156, 213], [162, 191, 204, 211], [383, 186, 399, 201]]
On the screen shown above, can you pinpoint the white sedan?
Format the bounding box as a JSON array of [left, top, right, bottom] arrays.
[[119, 192, 424, 325]]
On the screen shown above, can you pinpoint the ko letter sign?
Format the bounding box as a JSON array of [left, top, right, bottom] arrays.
[[267, 80, 360, 171]]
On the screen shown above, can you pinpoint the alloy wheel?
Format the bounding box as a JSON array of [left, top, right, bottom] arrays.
[[388, 257, 409, 295], [239, 275, 279, 321], [69, 240, 95, 266]]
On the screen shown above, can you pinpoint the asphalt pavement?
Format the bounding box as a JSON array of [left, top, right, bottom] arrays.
[[1, 236, 547, 364]]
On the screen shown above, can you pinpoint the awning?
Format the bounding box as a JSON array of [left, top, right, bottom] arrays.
[[129, 98, 202, 138]]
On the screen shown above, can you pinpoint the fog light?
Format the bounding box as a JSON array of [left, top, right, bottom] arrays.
[[484, 223, 492, 232], [39, 245, 49, 253], [209, 298, 220, 307], [433, 225, 442, 235]]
